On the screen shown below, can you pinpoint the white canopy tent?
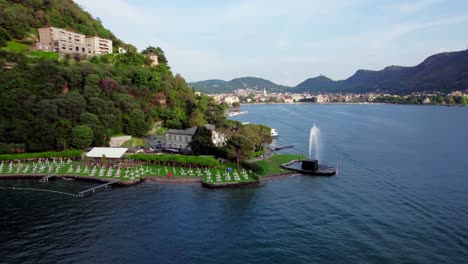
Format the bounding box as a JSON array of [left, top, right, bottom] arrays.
[[86, 147, 128, 159]]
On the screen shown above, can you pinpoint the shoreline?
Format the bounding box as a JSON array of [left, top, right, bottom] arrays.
[[0, 174, 142, 186], [0, 171, 300, 188]]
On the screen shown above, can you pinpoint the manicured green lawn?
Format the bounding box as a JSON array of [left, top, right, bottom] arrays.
[[0, 154, 302, 183], [0, 160, 257, 183], [253, 154, 307, 176]]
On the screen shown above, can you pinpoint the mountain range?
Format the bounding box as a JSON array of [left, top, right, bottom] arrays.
[[190, 77, 289, 94], [190, 49, 468, 95]]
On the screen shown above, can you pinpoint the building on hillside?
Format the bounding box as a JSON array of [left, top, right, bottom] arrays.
[[145, 53, 159, 66], [35, 27, 112, 56], [85, 36, 113, 54], [165, 124, 226, 151], [283, 96, 294, 103], [223, 96, 240, 105], [118, 47, 127, 54]]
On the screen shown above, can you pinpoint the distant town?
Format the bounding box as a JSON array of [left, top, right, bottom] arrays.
[[208, 88, 468, 106]]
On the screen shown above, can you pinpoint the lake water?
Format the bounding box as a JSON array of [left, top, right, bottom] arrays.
[[1, 104, 468, 264]]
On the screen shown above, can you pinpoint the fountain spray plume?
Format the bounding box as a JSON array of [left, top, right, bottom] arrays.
[[309, 124, 320, 160]]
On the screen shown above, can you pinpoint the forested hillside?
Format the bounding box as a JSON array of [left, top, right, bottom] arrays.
[[0, 1, 227, 153]]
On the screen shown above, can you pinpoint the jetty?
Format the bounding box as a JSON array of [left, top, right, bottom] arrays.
[[39, 175, 56, 182], [77, 180, 119, 198], [269, 145, 294, 151]]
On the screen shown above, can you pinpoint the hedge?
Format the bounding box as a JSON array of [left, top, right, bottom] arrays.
[[128, 154, 220, 168], [250, 147, 265, 158], [0, 150, 84, 161], [240, 160, 264, 174]]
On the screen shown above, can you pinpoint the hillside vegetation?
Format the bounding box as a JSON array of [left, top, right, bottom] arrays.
[[0, 0, 123, 48], [0, 0, 227, 153]]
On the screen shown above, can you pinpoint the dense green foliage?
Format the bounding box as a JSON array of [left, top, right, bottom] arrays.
[[0, 53, 226, 152], [128, 154, 220, 168], [240, 160, 264, 174], [214, 121, 272, 165], [373, 95, 468, 105], [0, 0, 228, 154], [0, 150, 83, 161], [189, 126, 216, 155], [71, 125, 93, 149], [141, 46, 168, 64], [0, 0, 123, 47]]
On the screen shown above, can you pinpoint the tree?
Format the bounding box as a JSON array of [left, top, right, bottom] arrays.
[[125, 109, 149, 137], [188, 109, 206, 127], [226, 135, 254, 167], [71, 125, 94, 149], [0, 27, 11, 47], [142, 46, 168, 64], [460, 96, 468, 106], [190, 126, 215, 155]]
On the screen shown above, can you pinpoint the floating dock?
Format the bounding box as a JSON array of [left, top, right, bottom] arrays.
[[281, 160, 336, 176]]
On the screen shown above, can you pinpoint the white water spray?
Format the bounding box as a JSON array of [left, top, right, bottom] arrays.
[[309, 124, 320, 160]]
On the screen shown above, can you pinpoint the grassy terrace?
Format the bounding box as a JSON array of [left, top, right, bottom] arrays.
[[253, 154, 307, 176], [0, 160, 257, 183], [0, 154, 305, 185]]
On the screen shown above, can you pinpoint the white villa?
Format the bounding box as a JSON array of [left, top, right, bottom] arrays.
[[165, 124, 226, 151]]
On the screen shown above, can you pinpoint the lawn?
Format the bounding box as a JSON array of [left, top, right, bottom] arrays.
[[0, 160, 257, 183], [29, 51, 60, 59], [0, 154, 302, 184], [121, 138, 145, 148], [253, 154, 307, 176], [2, 41, 29, 52]]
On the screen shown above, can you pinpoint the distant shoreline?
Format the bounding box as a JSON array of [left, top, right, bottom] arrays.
[[238, 102, 466, 107]]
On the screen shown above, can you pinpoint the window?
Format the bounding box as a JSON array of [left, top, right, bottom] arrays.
[[75, 46, 79, 51], [82, 48, 85, 52]]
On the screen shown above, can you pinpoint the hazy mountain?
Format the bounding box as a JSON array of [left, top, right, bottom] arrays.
[[296, 49, 468, 94], [191, 77, 289, 93]]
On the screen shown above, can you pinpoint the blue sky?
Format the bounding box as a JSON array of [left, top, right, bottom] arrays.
[[74, 0, 468, 86]]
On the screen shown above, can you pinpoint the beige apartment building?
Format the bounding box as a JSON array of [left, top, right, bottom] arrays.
[[35, 27, 112, 56], [85, 36, 113, 55]]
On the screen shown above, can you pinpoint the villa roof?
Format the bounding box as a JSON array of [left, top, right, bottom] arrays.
[[166, 124, 216, 136], [86, 147, 128, 159]]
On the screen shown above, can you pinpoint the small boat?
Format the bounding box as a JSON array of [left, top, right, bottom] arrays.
[[271, 128, 279, 138]]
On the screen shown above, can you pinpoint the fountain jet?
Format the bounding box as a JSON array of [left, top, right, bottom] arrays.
[[309, 124, 320, 160]]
